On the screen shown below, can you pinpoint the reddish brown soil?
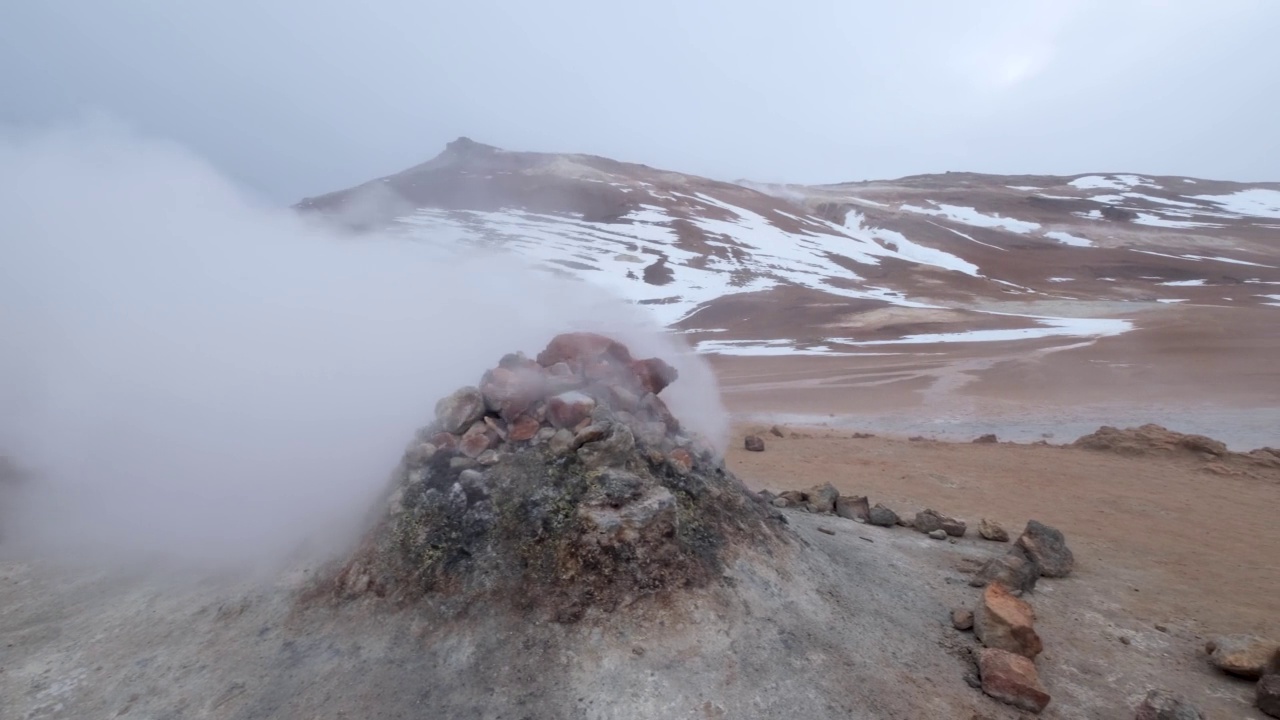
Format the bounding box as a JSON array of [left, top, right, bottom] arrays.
[[728, 428, 1280, 639]]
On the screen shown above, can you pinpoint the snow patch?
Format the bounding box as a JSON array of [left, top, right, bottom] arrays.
[[900, 203, 1040, 234], [1133, 214, 1225, 229], [1156, 299, 1188, 304], [1070, 175, 1157, 191], [1159, 279, 1206, 287], [835, 316, 1132, 346], [1044, 231, 1093, 247], [1188, 189, 1280, 219]]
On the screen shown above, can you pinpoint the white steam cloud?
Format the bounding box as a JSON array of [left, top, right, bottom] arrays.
[[0, 119, 727, 570]]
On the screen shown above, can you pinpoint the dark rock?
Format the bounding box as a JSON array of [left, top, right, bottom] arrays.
[[851, 432, 874, 439], [1015, 520, 1074, 578], [1134, 689, 1206, 720], [941, 517, 967, 537], [971, 547, 1040, 595], [744, 435, 765, 452], [914, 509, 944, 534], [435, 386, 486, 434], [977, 648, 1051, 713], [952, 608, 974, 631], [1258, 674, 1280, 718], [804, 483, 839, 514], [979, 518, 1009, 542], [596, 469, 645, 507], [973, 434, 998, 444], [835, 495, 870, 522], [868, 504, 899, 527], [1205, 635, 1280, 679], [769, 425, 786, 438]]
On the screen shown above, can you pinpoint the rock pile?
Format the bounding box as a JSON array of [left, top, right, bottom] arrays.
[[315, 332, 786, 622]]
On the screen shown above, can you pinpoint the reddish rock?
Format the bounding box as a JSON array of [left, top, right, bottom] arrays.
[[481, 366, 548, 421], [744, 435, 765, 452], [546, 391, 596, 429], [668, 447, 694, 475], [630, 357, 679, 394], [978, 648, 1051, 713], [458, 424, 493, 459], [952, 608, 974, 631], [507, 415, 541, 443], [975, 582, 1043, 659], [536, 332, 633, 368], [431, 432, 459, 451]]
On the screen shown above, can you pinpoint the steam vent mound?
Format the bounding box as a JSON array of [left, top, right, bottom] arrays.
[[324, 333, 787, 621]]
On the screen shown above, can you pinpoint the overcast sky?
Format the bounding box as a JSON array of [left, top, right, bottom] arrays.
[[3, 1, 1278, 203]]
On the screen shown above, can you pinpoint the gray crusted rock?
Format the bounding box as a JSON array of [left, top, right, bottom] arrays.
[[1134, 689, 1206, 720], [476, 450, 501, 466], [548, 428, 576, 455], [941, 517, 967, 537], [835, 495, 870, 522], [804, 483, 839, 514], [1205, 635, 1280, 679], [1258, 674, 1280, 718], [578, 424, 636, 469], [979, 518, 1010, 542], [435, 386, 486, 434], [595, 469, 645, 507], [867, 504, 898, 527], [927, 529, 947, 540], [1015, 520, 1074, 578], [771, 497, 791, 508], [971, 547, 1040, 595]]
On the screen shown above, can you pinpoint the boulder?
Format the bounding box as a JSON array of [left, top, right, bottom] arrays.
[[974, 582, 1043, 659], [1258, 674, 1280, 718], [744, 435, 765, 452], [835, 495, 870, 522], [867, 504, 899, 527], [952, 608, 974, 631], [941, 517, 967, 537], [979, 518, 1009, 542], [1205, 635, 1280, 679], [435, 386, 486, 434], [1015, 520, 1074, 578], [778, 490, 805, 506], [971, 547, 1040, 595], [804, 483, 839, 514], [977, 648, 1051, 713], [535, 331, 633, 369], [973, 433, 998, 444], [1134, 689, 1206, 720]]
